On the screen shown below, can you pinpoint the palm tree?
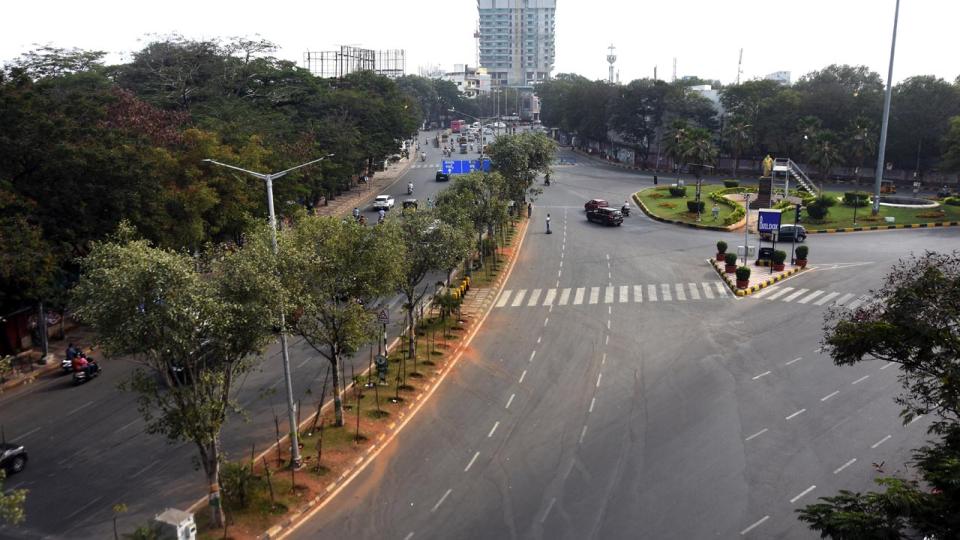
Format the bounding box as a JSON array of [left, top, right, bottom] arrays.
[[663, 120, 690, 174], [845, 117, 875, 186], [726, 120, 751, 178], [809, 131, 842, 182]]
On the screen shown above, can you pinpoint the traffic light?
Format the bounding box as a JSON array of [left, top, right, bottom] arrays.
[[795, 203, 802, 223]]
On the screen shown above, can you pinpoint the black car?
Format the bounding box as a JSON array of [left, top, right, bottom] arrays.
[[762, 224, 807, 242], [587, 207, 623, 226], [0, 443, 28, 475], [435, 171, 450, 182]]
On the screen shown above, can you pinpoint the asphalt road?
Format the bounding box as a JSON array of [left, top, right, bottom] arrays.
[[285, 150, 960, 539]]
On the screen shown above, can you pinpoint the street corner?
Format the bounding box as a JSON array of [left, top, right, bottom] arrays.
[[709, 257, 806, 297]]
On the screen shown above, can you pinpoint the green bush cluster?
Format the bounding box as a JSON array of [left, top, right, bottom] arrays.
[[735, 266, 751, 280], [716, 240, 728, 253], [773, 199, 795, 211], [687, 200, 705, 213], [944, 197, 960, 206], [771, 250, 787, 265], [795, 245, 809, 259], [724, 205, 746, 226], [669, 186, 687, 197], [708, 187, 750, 226], [805, 195, 836, 220], [725, 253, 738, 266], [842, 191, 871, 207], [723, 180, 740, 188]]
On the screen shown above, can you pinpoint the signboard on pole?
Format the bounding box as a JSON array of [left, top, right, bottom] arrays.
[[377, 309, 390, 324], [442, 159, 491, 175], [757, 209, 783, 234]]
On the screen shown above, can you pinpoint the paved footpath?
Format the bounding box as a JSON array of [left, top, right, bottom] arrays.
[[314, 154, 415, 217]]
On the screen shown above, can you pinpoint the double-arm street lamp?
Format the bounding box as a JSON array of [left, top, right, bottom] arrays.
[[448, 108, 496, 164], [203, 154, 334, 468]]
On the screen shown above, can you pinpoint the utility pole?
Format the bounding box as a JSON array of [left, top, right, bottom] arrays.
[[672, 58, 677, 82], [736, 48, 743, 84], [872, 0, 900, 216]]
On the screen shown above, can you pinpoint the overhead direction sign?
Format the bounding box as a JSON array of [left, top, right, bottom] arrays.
[[442, 159, 491, 175]]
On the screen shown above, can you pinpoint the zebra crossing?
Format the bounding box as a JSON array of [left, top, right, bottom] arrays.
[[411, 162, 443, 169], [494, 281, 730, 309], [751, 285, 873, 309]]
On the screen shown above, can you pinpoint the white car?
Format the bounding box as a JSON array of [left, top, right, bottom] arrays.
[[372, 195, 395, 210]]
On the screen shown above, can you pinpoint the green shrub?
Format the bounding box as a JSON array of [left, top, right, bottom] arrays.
[[735, 266, 751, 280], [724, 253, 738, 266], [723, 206, 745, 226], [842, 191, 870, 207], [716, 240, 728, 253], [771, 250, 787, 265], [945, 196, 960, 206], [773, 199, 794, 210], [723, 180, 740, 188], [668, 185, 687, 197], [806, 195, 835, 220], [795, 245, 808, 259], [686, 200, 705, 213]]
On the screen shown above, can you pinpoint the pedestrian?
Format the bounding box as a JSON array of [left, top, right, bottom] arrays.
[[527, 202, 532, 218], [653, 175, 658, 185], [378, 208, 386, 222], [546, 213, 552, 234], [712, 203, 720, 221]]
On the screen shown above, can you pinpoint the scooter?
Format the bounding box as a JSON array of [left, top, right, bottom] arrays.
[[72, 362, 102, 385], [621, 205, 631, 216], [407, 184, 414, 195], [61, 357, 73, 374], [420, 153, 426, 162]]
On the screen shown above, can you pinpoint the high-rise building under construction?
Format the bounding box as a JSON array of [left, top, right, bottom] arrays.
[[477, 0, 556, 88]]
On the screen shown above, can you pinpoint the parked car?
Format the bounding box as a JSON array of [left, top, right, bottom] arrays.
[[761, 224, 807, 242], [435, 171, 450, 182], [585, 199, 609, 211], [0, 443, 28, 474], [587, 207, 623, 226], [372, 195, 395, 210]]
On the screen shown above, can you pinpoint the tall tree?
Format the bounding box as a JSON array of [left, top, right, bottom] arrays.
[[943, 116, 960, 173], [487, 132, 556, 207], [887, 76, 960, 175], [798, 252, 960, 539], [809, 130, 842, 182], [279, 216, 403, 426], [725, 119, 751, 177], [71, 223, 283, 528]]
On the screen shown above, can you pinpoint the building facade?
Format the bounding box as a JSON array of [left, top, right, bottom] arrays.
[[441, 64, 493, 98], [764, 71, 792, 85], [477, 0, 556, 88]]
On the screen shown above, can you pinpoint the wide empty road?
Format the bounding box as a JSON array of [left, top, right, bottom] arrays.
[[288, 152, 959, 539]]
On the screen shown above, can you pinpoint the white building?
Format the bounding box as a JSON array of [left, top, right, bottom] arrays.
[[764, 71, 791, 85], [478, 0, 556, 88], [441, 64, 492, 98], [690, 84, 723, 113]]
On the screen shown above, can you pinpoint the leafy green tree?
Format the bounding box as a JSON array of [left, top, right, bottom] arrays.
[[435, 172, 509, 269], [798, 252, 960, 539], [887, 76, 960, 174], [71, 223, 283, 528], [278, 216, 403, 426], [609, 79, 671, 163], [487, 132, 556, 206], [794, 65, 884, 135], [844, 117, 876, 184], [809, 130, 842, 182], [725, 119, 751, 178], [389, 210, 471, 357], [0, 470, 27, 525], [943, 116, 960, 173]]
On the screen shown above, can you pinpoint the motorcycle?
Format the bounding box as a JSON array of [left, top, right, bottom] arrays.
[[420, 153, 426, 162], [621, 205, 631, 216], [407, 184, 414, 195], [72, 361, 102, 385], [61, 357, 73, 374]]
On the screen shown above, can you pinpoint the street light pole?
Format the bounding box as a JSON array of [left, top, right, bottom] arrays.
[[449, 108, 494, 172], [872, 0, 900, 216], [203, 155, 333, 468]]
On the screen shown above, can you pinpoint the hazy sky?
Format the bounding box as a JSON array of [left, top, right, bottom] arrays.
[[3, 0, 956, 85]]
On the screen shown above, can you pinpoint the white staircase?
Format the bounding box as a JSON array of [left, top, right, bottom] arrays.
[[773, 158, 819, 195]]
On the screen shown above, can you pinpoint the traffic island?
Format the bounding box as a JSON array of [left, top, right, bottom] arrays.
[[709, 257, 805, 297], [633, 187, 747, 231], [189, 216, 531, 540]]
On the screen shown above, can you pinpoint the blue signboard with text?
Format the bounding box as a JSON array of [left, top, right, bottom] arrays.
[[757, 209, 783, 233], [442, 159, 491, 175]]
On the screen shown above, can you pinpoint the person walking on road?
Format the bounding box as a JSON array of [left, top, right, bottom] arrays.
[[546, 213, 552, 234], [527, 202, 532, 217]]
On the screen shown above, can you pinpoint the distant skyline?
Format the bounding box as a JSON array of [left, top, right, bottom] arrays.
[[2, 0, 957, 86]]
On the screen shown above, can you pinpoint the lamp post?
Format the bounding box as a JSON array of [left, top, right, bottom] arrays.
[[872, 0, 900, 216], [203, 154, 334, 468], [449, 108, 495, 168]]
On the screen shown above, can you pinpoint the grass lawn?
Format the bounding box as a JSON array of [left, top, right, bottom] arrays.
[[804, 192, 960, 229], [635, 185, 741, 225]]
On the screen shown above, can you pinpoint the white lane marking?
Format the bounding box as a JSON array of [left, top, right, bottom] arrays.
[[505, 393, 515, 409], [431, 489, 452, 512], [740, 515, 769, 536], [544, 318, 549, 327], [764, 286, 794, 300], [821, 391, 839, 402], [529, 350, 537, 363], [518, 370, 527, 384], [464, 451, 480, 472], [814, 291, 840, 305], [559, 288, 571, 305], [606, 319, 611, 330], [608, 306, 612, 315], [297, 358, 310, 369], [495, 290, 512, 307], [797, 290, 824, 304], [537, 336, 541, 344], [601, 352, 606, 365], [688, 282, 701, 300], [701, 282, 715, 299], [558, 269, 562, 278], [556, 280, 560, 288], [715, 281, 730, 296], [605, 286, 614, 303], [589, 287, 600, 304], [871, 435, 891, 448], [64, 495, 104, 521], [488, 421, 499, 438], [833, 458, 857, 474], [661, 283, 673, 301], [605, 335, 609, 345], [782, 288, 810, 302], [852, 375, 870, 385], [648, 284, 658, 302], [596, 373, 602, 387], [404, 533, 415, 540], [751, 286, 776, 299], [543, 288, 557, 306], [540, 496, 557, 523], [511, 289, 527, 307], [752, 370, 771, 380], [17, 426, 42, 440], [619, 285, 629, 303], [880, 362, 895, 370], [589, 397, 596, 413], [67, 400, 95, 416], [634, 285, 644, 302], [606, 253, 610, 260], [745, 428, 768, 441], [786, 408, 806, 420], [835, 292, 855, 306], [847, 295, 870, 310], [910, 414, 924, 424], [559, 260, 563, 268], [674, 283, 686, 301], [785, 357, 803, 366], [527, 288, 542, 306], [574, 287, 585, 305], [579, 425, 588, 444], [790, 485, 816, 504], [131, 459, 162, 478]]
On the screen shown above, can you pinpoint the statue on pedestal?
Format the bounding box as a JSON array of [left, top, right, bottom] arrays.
[[762, 155, 774, 178]]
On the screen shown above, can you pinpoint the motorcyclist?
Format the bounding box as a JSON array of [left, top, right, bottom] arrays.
[[408, 182, 414, 195], [73, 352, 89, 375], [66, 343, 79, 361], [353, 207, 360, 220], [622, 200, 631, 214], [544, 174, 551, 186], [378, 208, 386, 222], [420, 151, 426, 162]]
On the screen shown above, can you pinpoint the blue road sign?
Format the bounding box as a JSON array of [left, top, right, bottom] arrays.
[[757, 209, 783, 233], [442, 159, 490, 175]]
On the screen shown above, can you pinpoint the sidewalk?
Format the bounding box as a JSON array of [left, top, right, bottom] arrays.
[[1, 325, 98, 392], [710, 258, 805, 297], [314, 155, 415, 217]]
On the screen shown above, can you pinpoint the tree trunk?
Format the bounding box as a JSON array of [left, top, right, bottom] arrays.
[[202, 444, 225, 528], [331, 354, 344, 426], [733, 151, 741, 179], [407, 304, 416, 363]]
